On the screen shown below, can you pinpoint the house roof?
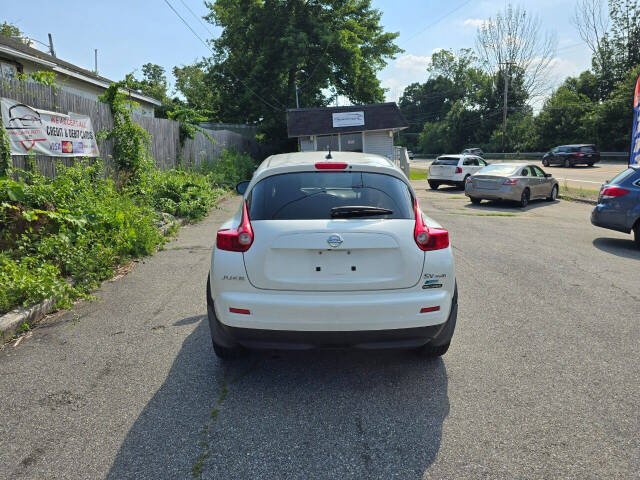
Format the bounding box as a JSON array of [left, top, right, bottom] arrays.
[[286, 102, 408, 137], [0, 35, 162, 106]]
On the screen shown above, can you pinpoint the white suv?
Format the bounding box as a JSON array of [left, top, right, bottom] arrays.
[[428, 154, 489, 189], [207, 152, 458, 359]]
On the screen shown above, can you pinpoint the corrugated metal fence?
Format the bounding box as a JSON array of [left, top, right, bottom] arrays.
[[0, 78, 255, 177]]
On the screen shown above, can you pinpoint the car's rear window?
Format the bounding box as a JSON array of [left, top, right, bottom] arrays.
[[477, 164, 520, 175], [433, 158, 459, 166], [609, 168, 637, 185], [247, 172, 414, 220]]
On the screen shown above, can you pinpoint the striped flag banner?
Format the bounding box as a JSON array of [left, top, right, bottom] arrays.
[[631, 74, 640, 167]]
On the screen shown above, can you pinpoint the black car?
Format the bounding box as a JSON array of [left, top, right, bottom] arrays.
[[542, 144, 600, 168], [461, 148, 484, 157]]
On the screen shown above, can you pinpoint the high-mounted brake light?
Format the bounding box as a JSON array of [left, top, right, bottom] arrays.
[[455, 167, 463, 174], [413, 198, 450, 251], [315, 162, 348, 170], [600, 186, 629, 199], [503, 178, 518, 185], [216, 201, 254, 252]]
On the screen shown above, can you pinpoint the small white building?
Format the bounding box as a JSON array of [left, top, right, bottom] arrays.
[[287, 103, 408, 160], [0, 35, 161, 117]]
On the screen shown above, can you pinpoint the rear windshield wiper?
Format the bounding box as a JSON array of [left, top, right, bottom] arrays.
[[330, 206, 393, 218]]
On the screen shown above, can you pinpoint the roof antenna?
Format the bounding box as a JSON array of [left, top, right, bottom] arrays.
[[326, 150, 332, 160]]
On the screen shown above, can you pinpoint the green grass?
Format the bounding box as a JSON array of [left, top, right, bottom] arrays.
[[559, 185, 599, 201], [409, 168, 428, 180]]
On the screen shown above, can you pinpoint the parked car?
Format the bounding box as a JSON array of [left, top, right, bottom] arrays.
[[465, 163, 559, 207], [461, 148, 484, 157], [407, 150, 415, 160], [542, 144, 600, 167], [428, 154, 489, 189], [207, 151, 458, 359], [591, 166, 640, 247]]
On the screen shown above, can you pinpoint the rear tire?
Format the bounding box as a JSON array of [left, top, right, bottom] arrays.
[[459, 175, 470, 190], [587, 162, 594, 167], [470, 197, 482, 205], [542, 158, 549, 167], [519, 188, 530, 208], [634, 221, 640, 248], [428, 181, 440, 190], [547, 185, 558, 201]]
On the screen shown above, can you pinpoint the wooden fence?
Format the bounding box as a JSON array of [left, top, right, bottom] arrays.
[[0, 78, 255, 177]]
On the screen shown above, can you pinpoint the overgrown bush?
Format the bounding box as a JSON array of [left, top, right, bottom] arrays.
[[148, 169, 225, 221], [0, 148, 254, 315], [200, 149, 256, 186]]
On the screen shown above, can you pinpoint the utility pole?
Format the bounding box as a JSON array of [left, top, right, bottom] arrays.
[[499, 61, 514, 153], [94, 49, 98, 75], [47, 34, 56, 57]]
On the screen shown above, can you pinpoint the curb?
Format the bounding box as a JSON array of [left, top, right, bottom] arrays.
[[559, 194, 597, 205], [0, 297, 56, 341]]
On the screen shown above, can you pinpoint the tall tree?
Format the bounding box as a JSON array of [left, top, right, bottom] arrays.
[[126, 63, 176, 118], [203, 0, 401, 147], [475, 3, 557, 99]]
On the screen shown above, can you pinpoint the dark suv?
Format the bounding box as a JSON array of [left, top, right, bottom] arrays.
[[542, 144, 600, 167]]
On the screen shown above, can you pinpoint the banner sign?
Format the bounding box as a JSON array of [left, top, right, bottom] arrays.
[[332, 111, 365, 128], [631, 75, 640, 167], [1, 97, 99, 157]]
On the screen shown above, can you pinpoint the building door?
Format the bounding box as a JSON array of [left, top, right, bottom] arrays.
[[340, 133, 363, 152]]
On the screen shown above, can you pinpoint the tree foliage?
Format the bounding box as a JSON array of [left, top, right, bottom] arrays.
[[183, 0, 401, 148]]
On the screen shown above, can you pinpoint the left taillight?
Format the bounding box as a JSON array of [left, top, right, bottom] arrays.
[[216, 201, 254, 252], [413, 198, 450, 251]]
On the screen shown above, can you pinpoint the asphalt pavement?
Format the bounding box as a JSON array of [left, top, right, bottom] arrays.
[[1, 185, 639, 479], [410, 158, 629, 191]]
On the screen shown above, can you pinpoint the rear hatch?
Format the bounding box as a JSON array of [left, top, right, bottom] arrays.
[[430, 158, 459, 177], [243, 170, 424, 291]]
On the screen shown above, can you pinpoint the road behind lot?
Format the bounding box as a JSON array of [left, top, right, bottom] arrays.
[[1, 185, 639, 479], [411, 158, 629, 191]]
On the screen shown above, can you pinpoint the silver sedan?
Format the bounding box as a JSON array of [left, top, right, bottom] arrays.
[[465, 163, 559, 207]]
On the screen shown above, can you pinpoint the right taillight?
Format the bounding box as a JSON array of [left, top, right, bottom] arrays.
[[600, 186, 630, 199], [455, 167, 463, 174], [413, 198, 450, 251], [503, 178, 518, 185], [216, 201, 254, 252]]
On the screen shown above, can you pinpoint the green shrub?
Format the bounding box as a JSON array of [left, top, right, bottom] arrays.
[[148, 169, 225, 221], [200, 149, 256, 187]]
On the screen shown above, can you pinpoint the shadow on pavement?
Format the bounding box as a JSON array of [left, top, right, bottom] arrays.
[[107, 319, 450, 480], [593, 237, 640, 260]]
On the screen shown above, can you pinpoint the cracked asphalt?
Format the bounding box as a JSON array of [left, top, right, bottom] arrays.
[[1, 182, 639, 479]]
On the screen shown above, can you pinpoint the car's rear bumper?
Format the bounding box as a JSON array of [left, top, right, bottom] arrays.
[[207, 288, 458, 350], [465, 184, 521, 201], [591, 205, 631, 233], [428, 173, 465, 183]]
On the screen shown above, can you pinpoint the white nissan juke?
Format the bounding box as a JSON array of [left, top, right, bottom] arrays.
[[206, 151, 457, 359]]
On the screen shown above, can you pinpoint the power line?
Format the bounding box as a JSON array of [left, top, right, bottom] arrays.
[[401, 0, 474, 46], [161, 0, 285, 111]]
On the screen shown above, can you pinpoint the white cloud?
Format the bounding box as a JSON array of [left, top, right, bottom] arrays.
[[395, 54, 433, 73], [463, 18, 486, 28]]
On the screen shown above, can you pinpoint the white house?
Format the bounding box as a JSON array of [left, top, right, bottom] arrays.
[[0, 35, 161, 117], [286, 103, 408, 160]]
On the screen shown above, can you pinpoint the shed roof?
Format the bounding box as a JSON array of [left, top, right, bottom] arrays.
[[286, 102, 408, 138]]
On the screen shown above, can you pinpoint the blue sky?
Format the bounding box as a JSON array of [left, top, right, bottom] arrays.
[[3, 0, 591, 105]]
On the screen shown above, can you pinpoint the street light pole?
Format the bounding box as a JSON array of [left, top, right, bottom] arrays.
[[499, 61, 514, 153]]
